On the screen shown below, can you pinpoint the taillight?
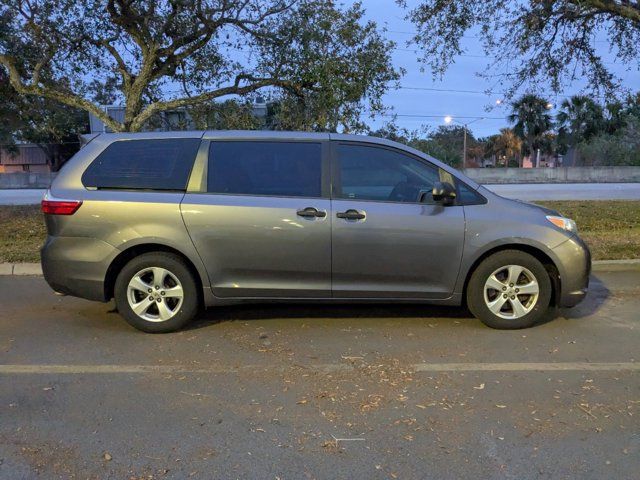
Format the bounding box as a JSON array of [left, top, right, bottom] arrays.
[[41, 199, 83, 215]]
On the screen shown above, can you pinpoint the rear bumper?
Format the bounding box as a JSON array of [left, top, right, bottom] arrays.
[[552, 234, 591, 308], [41, 236, 118, 302]]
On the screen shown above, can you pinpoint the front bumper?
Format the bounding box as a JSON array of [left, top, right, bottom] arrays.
[[552, 234, 591, 308], [41, 236, 119, 302]]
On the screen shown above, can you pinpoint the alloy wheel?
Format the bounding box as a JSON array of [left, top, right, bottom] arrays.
[[127, 267, 184, 322], [483, 264, 539, 319]]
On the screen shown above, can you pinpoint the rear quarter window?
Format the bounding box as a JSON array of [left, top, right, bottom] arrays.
[[82, 138, 201, 190]]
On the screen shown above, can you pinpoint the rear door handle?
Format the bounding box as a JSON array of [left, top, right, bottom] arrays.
[[336, 209, 366, 220], [296, 207, 326, 218]]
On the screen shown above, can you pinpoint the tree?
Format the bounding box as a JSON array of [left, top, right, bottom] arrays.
[[187, 100, 261, 131], [414, 125, 483, 168], [485, 128, 522, 168], [604, 92, 640, 134], [0, 0, 399, 133], [400, 0, 640, 99], [1, 68, 88, 170], [577, 95, 640, 165], [556, 96, 604, 146], [0, 68, 20, 147], [368, 122, 487, 169], [579, 116, 640, 166], [507, 95, 552, 166]]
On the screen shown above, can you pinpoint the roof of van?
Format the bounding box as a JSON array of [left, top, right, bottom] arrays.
[[89, 130, 416, 151]]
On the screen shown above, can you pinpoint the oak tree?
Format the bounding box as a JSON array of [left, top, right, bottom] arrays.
[[401, 0, 640, 98], [0, 0, 399, 132]]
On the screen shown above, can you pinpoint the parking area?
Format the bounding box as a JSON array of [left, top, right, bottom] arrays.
[[1, 268, 639, 479]]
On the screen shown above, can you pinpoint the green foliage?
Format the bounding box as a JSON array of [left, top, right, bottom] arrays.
[[508, 94, 553, 159], [0, 69, 88, 170], [0, 0, 399, 132], [369, 123, 481, 168], [259, 1, 401, 132], [556, 96, 605, 153], [411, 138, 461, 168], [578, 117, 640, 166], [188, 100, 261, 131], [0, 69, 19, 148], [484, 128, 522, 167], [401, 0, 640, 99]]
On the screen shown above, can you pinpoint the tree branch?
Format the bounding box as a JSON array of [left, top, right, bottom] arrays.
[[572, 0, 640, 24], [0, 54, 124, 132], [129, 74, 302, 131]]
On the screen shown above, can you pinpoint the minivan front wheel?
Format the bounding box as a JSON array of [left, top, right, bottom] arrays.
[[114, 252, 200, 333], [467, 250, 552, 329]]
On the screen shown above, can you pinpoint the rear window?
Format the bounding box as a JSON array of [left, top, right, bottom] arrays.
[[207, 141, 322, 198], [82, 138, 201, 190]]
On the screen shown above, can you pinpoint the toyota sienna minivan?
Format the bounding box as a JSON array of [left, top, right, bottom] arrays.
[[41, 131, 590, 333]]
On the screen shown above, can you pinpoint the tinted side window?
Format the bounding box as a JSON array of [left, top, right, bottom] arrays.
[[82, 138, 201, 190], [207, 141, 322, 198], [457, 182, 486, 205], [335, 143, 440, 203]]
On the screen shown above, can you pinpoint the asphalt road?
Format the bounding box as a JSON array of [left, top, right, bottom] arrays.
[[487, 183, 640, 201], [1, 183, 640, 205], [0, 268, 639, 479]]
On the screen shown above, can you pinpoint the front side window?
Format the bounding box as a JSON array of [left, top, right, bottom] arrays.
[[207, 141, 322, 198], [82, 138, 201, 190], [335, 143, 442, 204]]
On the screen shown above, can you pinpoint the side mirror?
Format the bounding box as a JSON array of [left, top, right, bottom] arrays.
[[432, 181, 457, 206]]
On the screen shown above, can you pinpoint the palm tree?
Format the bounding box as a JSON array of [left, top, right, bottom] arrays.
[[508, 94, 553, 167], [556, 95, 604, 146], [485, 128, 522, 167]]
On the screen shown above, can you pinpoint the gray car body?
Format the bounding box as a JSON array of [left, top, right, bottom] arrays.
[[41, 130, 590, 309]]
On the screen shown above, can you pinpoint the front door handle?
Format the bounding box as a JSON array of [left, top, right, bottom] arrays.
[[296, 207, 326, 218], [336, 209, 366, 220]]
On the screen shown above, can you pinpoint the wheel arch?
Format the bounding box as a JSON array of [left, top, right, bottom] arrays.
[[104, 243, 205, 303], [461, 243, 561, 307]]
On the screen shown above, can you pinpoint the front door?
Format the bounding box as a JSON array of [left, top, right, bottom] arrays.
[[182, 140, 331, 298], [331, 142, 465, 298]]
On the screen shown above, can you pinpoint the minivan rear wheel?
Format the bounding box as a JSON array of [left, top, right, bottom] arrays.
[[467, 250, 552, 329], [114, 252, 200, 333]]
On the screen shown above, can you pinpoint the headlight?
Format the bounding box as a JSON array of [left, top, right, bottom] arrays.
[[546, 215, 577, 233]]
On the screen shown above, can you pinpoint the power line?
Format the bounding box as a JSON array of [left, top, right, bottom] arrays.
[[386, 29, 610, 43], [379, 113, 507, 120], [397, 85, 574, 99]]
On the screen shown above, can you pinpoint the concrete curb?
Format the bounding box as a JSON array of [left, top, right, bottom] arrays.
[[0, 263, 42, 275], [0, 260, 639, 277], [592, 259, 640, 271]]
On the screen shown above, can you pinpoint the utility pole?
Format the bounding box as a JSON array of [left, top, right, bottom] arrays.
[[462, 125, 467, 169], [444, 116, 482, 169]]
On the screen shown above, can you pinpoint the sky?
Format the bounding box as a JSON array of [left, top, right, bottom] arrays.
[[359, 0, 640, 138]]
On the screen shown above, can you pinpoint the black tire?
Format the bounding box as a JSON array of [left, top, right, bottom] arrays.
[[467, 250, 552, 329], [114, 252, 200, 333]]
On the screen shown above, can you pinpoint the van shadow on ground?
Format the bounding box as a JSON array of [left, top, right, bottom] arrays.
[[190, 274, 610, 330], [557, 274, 610, 320], [191, 302, 473, 329]]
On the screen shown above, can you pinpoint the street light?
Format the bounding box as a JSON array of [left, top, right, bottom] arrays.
[[443, 116, 484, 168]]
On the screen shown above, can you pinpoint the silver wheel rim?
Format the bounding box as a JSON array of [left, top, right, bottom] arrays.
[[483, 265, 539, 320], [127, 267, 184, 322]]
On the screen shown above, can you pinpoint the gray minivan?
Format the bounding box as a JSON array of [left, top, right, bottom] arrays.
[[41, 131, 590, 333]]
